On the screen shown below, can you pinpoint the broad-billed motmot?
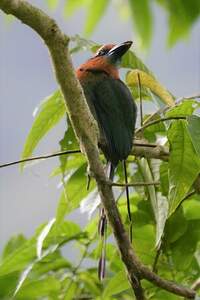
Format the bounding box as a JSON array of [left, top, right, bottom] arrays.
[[77, 41, 137, 279]]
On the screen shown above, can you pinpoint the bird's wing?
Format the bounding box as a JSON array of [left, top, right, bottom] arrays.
[[89, 75, 137, 165]]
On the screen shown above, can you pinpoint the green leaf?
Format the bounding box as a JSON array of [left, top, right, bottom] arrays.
[[124, 50, 174, 107], [2, 235, 26, 261], [133, 224, 156, 264], [79, 272, 100, 296], [155, 193, 168, 248], [84, 214, 98, 239], [168, 120, 200, 216], [152, 290, 180, 300], [166, 99, 200, 117], [128, 0, 153, 49], [183, 195, 200, 220], [165, 0, 200, 47], [63, 281, 77, 300], [16, 276, 61, 299], [57, 164, 95, 219], [0, 221, 81, 277], [129, 85, 155, 102], [0, 273, 19, 298], [138, 159, 167, 247], [160, 162, 169, 196], [123, 50, 153, 75], [132, 207, 153, 227], [126, 69, 174, 107], [59, 117, 79, 174], [21, 90, 66, 169], [138, 158, 157, 218], [171, 221, 200, 271], [103, 270, 130, 297], [9, 247, 64, 297], [32, 251, 71, 277], [165, 208, 188, 243], [50, 155, 85, 177], [70, 34, 98, 54], [44, 220, 82, 246], [0, 238, 37, 277], [14, 262, 35, 297], [84, 0, 109, 36], [6, 220, 81, 296], [187, 115, 200, 157], [143, 114, 166, 142]]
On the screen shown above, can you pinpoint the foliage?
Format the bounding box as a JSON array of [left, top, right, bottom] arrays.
[[46, 0, 200, 49], [1, 37, 200, 299], [21, 90, 66, 170]]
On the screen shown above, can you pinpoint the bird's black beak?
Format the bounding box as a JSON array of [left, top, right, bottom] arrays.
[[108, 41, 132, 62]]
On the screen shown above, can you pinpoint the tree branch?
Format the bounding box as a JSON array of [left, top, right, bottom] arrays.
[[141, 265, 195, 299], [132, 143, 169, 161], [0, 1, 196, 299]]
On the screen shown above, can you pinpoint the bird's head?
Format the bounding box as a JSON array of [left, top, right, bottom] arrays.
[[77, 41, 132, 80], [94, 41, 132, 64]]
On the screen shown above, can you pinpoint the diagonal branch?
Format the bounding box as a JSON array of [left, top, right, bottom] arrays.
[[0, 1, 196, 299]]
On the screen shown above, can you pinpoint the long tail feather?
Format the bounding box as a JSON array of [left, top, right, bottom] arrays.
[[123, 160, 133, 242], [98, 162, 115, 280], [86, 173, 91, 191], [109, 162, 115, 181], [98, 208, 107, 280]]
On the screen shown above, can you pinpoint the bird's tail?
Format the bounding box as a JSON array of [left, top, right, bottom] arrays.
[[109, 162, 115, 181], [98, 207, 107, 280], [98, 162, 115, 280], [123, 160, 132, 242]]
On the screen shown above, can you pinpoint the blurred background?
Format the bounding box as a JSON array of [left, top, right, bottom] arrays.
[[0, 0, 200, 252]]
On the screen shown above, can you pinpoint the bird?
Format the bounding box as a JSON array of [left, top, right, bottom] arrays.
[[76, 41, 137, 279]]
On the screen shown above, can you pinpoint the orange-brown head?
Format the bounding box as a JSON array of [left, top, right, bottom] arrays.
[[77, 41, 132, 81]]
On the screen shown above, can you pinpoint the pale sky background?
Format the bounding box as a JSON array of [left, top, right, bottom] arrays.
[[0, 1, 200, 253]]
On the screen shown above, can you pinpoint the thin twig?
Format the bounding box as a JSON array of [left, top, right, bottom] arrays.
[[134, 141, 158, 148], [111, 181, 160, 187], [0, 142, 164, 170], [0, 149, 81, 169], [141, 93, 200, 127], [136, 116, 186, 134]]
